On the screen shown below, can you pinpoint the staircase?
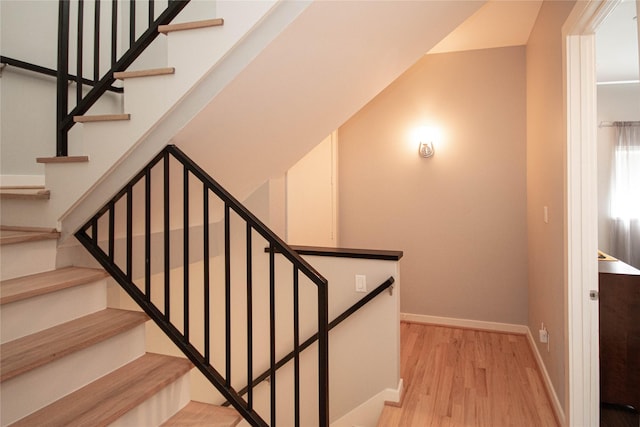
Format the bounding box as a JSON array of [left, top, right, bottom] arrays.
[[0, 227, 241, 426], [1, 1, 485, 425]]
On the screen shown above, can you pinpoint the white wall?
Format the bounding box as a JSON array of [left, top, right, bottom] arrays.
[[304, 255, 400, 423], [1, 1, 62, 177], [597, 83, 640, 254], [286, 133, 337, 247], [0, 1, 58, 69]]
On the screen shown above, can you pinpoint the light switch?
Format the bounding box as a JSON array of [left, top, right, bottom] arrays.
[[355, 275, 367, 293]]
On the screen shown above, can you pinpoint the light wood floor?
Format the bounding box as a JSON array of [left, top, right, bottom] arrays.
[[377, 322, 558, 427]]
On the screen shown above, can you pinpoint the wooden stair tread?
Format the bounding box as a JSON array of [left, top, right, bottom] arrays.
[[0, 308, 148, 382], [10, 353, 192, 427], [159, 18, 224, 34], [0, 226, 59, 246], [36, 155, 89, 164], [0, 188, 50, 200], [0, 185, 45, 190], [73, 113, 130, 123], [162, 402, 242, 426], [114, 67, 175, 80], [0, 266, 108, 305]]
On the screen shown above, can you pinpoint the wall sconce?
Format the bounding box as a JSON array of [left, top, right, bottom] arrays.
[[418, 141, 434, 158], [415, 126, 438, 158]]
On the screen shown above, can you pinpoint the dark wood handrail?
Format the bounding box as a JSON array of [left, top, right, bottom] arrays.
[[267, 245, 404, 261]]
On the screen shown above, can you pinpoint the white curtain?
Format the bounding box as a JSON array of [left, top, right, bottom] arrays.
[[610, 122, 640, 269]]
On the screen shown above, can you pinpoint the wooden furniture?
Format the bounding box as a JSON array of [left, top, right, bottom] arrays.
[[599, 258, 640, 410]]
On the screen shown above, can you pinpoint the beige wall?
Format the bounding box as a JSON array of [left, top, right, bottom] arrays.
[[526, 0, 576, 411], [338, 46, 528, 325]]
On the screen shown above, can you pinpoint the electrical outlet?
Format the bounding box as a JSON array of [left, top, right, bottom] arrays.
[[539, 328, 548, 343], [539, 322, 550, 352], [355, 275, 367, 293]]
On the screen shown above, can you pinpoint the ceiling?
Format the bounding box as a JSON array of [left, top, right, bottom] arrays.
[[596, 0, 639, 83], [428, 0, 543, 54], [429, 0, 639, 84]]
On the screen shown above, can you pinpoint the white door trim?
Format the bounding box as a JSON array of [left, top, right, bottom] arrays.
[[563, 1, 619, 426]]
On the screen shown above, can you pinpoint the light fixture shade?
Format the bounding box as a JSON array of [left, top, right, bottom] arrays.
[[418, 141, 434, 158]]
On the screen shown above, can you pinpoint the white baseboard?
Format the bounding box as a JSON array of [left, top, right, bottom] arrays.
[[0, 174, 45, 187], [331, 379, 403, 427], [400, 312, 565, 426], [525, 329, 566, 426], [384, 378, 404, 406], [400, 312, 529, 334]]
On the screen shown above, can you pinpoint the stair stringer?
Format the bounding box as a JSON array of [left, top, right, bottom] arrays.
[[57, 0, 484, 241]]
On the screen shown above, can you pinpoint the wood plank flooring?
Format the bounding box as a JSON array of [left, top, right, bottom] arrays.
[[377, 322, 558, 427]]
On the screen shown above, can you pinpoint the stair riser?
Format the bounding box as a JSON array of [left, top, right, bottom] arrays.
[[110, 372, 191, 427], [1, 280, 107, 344], [0, 198, 57, 230], [1, 325, 145, 426], [121, 73, 178, 133], [0, 239, 56, 281]]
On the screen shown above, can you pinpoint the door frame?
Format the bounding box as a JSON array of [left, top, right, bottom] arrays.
[[563, 1, 619, 425]]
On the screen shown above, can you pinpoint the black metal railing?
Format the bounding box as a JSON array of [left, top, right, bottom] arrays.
[[75, 145, 330, 426], [56, 0, 191, 156], [0, 56, 123, 93]]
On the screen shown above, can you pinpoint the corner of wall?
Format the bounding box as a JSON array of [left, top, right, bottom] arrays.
[[525, 327, 566, 426]]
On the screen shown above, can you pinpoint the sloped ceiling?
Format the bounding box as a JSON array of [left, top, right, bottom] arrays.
[[432, 0, 639, 83], [172, 0, 485, 201], [429, 0, 543, 54]]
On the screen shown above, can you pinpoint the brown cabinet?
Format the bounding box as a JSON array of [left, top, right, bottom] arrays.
[[599, 259, 640, 410]]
